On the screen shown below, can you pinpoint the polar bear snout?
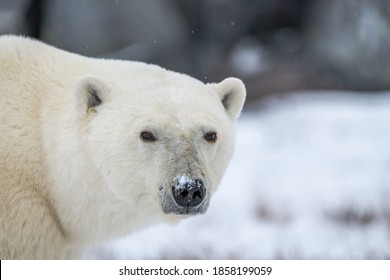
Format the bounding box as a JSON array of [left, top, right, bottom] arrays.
[[159, 175, 209, 215], [172, 178, 205, 208]]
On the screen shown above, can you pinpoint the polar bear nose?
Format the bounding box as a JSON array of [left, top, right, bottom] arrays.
[[172, 178, 205, 207]]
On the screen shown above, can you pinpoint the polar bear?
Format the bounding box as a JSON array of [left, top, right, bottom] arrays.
[[0, 35, 246, 259]]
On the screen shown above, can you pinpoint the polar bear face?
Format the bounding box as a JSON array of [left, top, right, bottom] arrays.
[[74, 74, 245, 218]]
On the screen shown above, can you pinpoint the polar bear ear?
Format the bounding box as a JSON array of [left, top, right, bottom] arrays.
[[74, 75, 109, 116], [210, 77, 246, 121]]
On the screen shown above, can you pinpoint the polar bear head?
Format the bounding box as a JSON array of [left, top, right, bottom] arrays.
[[74, 72, 245, 219]]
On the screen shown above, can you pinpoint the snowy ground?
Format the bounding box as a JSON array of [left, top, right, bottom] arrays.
[[88, 91, 390, 259]]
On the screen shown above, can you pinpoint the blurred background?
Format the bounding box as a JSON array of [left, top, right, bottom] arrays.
[[1, 0, 390, 259], [3, 0, 390, 101]]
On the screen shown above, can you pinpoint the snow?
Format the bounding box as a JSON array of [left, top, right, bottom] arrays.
[[88, 91, 390, 259], [175, 174, 194, 190]]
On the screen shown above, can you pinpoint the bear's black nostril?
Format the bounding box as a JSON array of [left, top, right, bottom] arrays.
[[180, 190, 189, 198], [172, 178, 205, 208], [193, 190, 202, 200]]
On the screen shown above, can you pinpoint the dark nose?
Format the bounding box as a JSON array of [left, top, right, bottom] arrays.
[[172, 179, 205, 207]]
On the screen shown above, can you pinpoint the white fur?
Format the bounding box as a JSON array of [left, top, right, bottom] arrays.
[[0, 35, 246, 259]]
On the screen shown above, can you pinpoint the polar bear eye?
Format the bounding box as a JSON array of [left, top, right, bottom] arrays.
[[140, 131, 156, 142], [204, 132, 217, 143]]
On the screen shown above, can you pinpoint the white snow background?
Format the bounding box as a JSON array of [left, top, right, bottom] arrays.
[[88, 91, 390, 259]]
